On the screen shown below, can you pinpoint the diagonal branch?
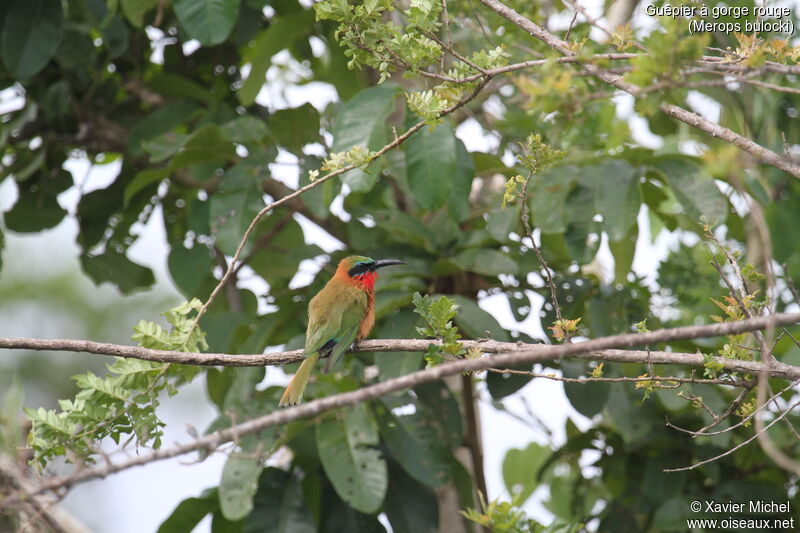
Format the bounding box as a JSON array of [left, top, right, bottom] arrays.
[[0, 456, 91, 533], [478, 0, 800, 179], [3, 312, 800, 502]]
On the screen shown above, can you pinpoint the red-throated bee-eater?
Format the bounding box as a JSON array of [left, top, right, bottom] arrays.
[[279, 255, 406, 406]]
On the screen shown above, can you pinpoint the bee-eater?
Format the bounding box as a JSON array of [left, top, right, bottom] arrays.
[[279, 255, 406, 406]]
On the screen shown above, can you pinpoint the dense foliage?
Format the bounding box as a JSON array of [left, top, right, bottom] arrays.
[[2, 0, 800, 531]]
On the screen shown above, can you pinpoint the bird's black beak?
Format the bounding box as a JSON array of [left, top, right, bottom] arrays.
[[370, 259, 406, 271]]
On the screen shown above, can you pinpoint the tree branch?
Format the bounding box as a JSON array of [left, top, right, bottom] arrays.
[[2, 312, 800, 502], [2, 312, 800, 379], [0, 455, 91, 533]]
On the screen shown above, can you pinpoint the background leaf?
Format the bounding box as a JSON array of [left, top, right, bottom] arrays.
[[209, 162, 266, 256], [502, 442, 550, 504], [238, 10, 315, 105], [332, 84, 399, 192], [219, 454, 263, 520], [1, 0, 63, 79], [316, 404, 388, 513], [173, 0, 241, 46], [405, 122, 457, 211]]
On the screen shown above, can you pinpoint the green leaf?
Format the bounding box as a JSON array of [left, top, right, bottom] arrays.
[[486, 205, 518, 242], [121, 0, 159, 27], [270, 104, 321, 152], [405, 122, 457, 211], [247, 215, 324, 286], [383, 460, 438, 533], [654, 158, 727, 223], [244, 468, 316, 533], [1, 0, 64, 79], [147, 72, 214, 104], [80, 251, 155, 295], [222, 116, 270, 144], [604, 383, 660, 445], [472, 151, 514, 177], [651, 498, 688, 531], [374, 211, 434, 252], [128, 101, 199, 154], [173, 0, 241, 46], [448, 140, 474, 222], [375, 310, 422, 380], [561, 360, 609, 417], [210, 371, 277, 452], [451, 248, 518, 277], [2, 146, 44, 182], [563, 184, 602, 264], [502, 442, 550, 504], [99, 13, 130, 59], [53, 27, 95, 71], [157, 490, 218, 533], [316, 404, 387, 513], [219, 454, 263, 520], [4, 184, 68, 233], [376, 396, 451, 487], [169, 124, 237, 169], [43, 80, 71, 128], [211, 510, 244, 533], [142, 132, 190, 163], [332, 83, 399, 191], [591, 159, 639, 241], [414, 381, 462, 449], [239, 11, 315, 106], [209, 162, 266, 256], [530, 166, 577, 233], [206, 368, 235, 410], [298, 156, 335, 220], [609, 221, 638, 283], [318, 480, 388, 533], [124, 168, 169, 207], [642, 456, 686, 505], [486, 366, 533, 399], [168, 244, 214, 297], [451, 295, 510, 341]]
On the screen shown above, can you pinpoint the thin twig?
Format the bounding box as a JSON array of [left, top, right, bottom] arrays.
[[664, 396, 800, 472], [441, 0, 453, 54], [485, 367, 744, 386], [520, 173, 565, 330], [562, 0, 612, 39]]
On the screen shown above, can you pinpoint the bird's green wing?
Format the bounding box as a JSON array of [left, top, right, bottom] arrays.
[[322, 322, 359, 373], [304, 285, 366, 372]]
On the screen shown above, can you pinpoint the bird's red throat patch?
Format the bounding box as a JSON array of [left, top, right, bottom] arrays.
[[353, 271, 377, 290]]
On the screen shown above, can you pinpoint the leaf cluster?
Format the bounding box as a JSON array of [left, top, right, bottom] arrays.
[[315, 0, 443, 83], [25, 300, 207, 467], [462, 496, 582, 533], [412, 292, 464, 366]]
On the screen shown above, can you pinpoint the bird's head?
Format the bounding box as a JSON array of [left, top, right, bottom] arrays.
[[336, 255, 406, 290]]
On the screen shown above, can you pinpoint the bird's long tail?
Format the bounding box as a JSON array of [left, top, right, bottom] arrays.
[[279, 353, 319, 406]]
